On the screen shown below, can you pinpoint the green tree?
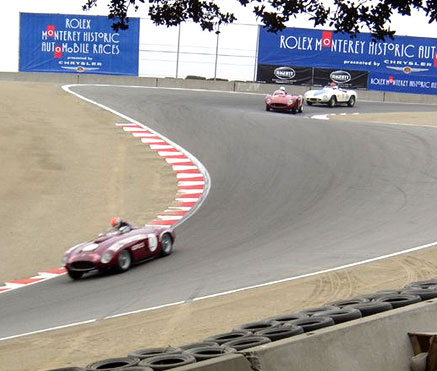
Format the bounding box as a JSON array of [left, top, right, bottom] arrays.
[[83, 0, 437, 38]]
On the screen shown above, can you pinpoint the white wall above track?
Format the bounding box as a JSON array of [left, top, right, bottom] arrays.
[[4, 1, 437, 81]]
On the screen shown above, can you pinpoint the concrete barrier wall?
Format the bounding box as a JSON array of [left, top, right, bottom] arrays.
[[174, 299, 437, 371], [2, 72, 437, 105]]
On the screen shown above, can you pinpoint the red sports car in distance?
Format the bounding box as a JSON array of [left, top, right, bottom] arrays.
[[265, 88, 304, 114], [62, 219, 175, 280]]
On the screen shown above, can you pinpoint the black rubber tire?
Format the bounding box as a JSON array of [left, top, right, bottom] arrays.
[[404, 279, 437, 289], [313, 308, 362, 324], [233, 319, 280, 333], [222, 336, 271, 351], [347, 95, 356, 107], [284, 316, 335, 332], [67, 270, 83, 280], [255, 324, 304, 341], [86, 357, 140, 370], [179, 341, 218, 350], [204, 330, 251, 345], [401, 287, 437, 300], [128, 347, 182, 360], [116, 249, 132, 273], [291, 106, 297, 114], [376, 294, 422, 309], [325, 297, 369, 308], [344, 301, 393, 316], [185, 345, 234, 361], [121, 367, 153, 371], [46, 368, 85, 371], [328, 96, 336, 107], [265, 105, 270, 111], [138, 354, 196, 370], [299, 102, 303, 113], [262, 312, 309, 325], [159, 233, 173, 257], [297, 305, 338, 317], [306, 101, 313, 106]]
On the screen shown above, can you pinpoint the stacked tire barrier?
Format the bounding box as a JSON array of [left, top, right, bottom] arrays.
[[47, 278, 437, 371]]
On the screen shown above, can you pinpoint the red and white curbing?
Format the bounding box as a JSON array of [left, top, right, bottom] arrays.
[[116, 122, 207, 227], [0, 121, 208, 295], [0, 268, 66, 294]]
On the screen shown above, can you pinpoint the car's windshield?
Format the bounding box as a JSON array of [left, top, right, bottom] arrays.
[[98, 225, 132, 237]]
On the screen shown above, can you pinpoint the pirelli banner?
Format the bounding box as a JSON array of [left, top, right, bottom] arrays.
[[19, 13, 140, 75], [257, 26, 437, 94], [313, 68, 368, 88], [257, 64, 313, 85], [257, 64, 368, 89]]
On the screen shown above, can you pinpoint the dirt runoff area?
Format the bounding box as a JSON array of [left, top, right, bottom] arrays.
[[1, 81, 437, 371]]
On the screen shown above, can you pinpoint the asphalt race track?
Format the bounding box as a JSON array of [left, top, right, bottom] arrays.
[[1, 86, 437, 339]]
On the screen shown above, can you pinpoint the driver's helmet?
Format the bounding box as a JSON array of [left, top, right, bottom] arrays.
[[110, 217, 122, 228], [279, 86, 286, 92]]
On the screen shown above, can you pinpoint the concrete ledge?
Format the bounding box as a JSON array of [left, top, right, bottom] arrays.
[[246, 299, 437, 371], [169, 299, 437, 371], [173, 353, 253, 371], [3, 72, 437, 105], [157, 77, 235, 91]]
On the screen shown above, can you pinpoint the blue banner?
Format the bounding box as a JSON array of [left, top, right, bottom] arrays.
[[368, 72, 437, 94], [19, 13, 139, 75], [258, 26, 437, 94]]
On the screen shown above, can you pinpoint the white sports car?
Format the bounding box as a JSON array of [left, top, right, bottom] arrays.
[[304, 85, 357, 107]]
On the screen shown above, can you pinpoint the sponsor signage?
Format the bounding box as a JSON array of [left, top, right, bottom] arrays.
[[19, 13, 139, 75], [258, 26, 437, 94], [313, 68, 368, 88], [368, 72, 437, 94], [257, 64, 313, 85]]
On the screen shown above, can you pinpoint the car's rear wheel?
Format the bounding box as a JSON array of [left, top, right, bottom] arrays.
[[67, 270, 83, 280], [299, 102, 303, 113], [347, 95, 356, 107], [306, 101, 313, 106], [328, 96, 336, 107], [160, 233, 173, 257], [116, 250, 132, 273]]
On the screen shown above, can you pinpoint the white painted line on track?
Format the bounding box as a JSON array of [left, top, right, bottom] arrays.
[[0, 319, 96, 342], [4, 239, 436, 341], [166, 158, 190, 164], [177, 173, 202, 179], [175, 198, 199, 202], [140, 138, 165, 144], [159, 151, 183, 156], [311, 114, 330, 120]]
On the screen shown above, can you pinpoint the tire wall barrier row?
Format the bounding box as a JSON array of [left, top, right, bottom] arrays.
[[3, 72, 437, 105], [172, 299, 437, 371]]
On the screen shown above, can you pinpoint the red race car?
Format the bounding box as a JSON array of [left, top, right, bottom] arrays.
[[265, 87, 304, 114], [62, 218, 175, 280]]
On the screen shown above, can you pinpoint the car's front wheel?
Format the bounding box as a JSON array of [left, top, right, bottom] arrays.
[[67, 270, 83, 280], [328, 96, 336, 107], [265, 105, 270, 111], [306, 101, 313, 106], [160, 233, 173, 257], [116, 250, 132, 273], [347, 95, 356, 107]]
